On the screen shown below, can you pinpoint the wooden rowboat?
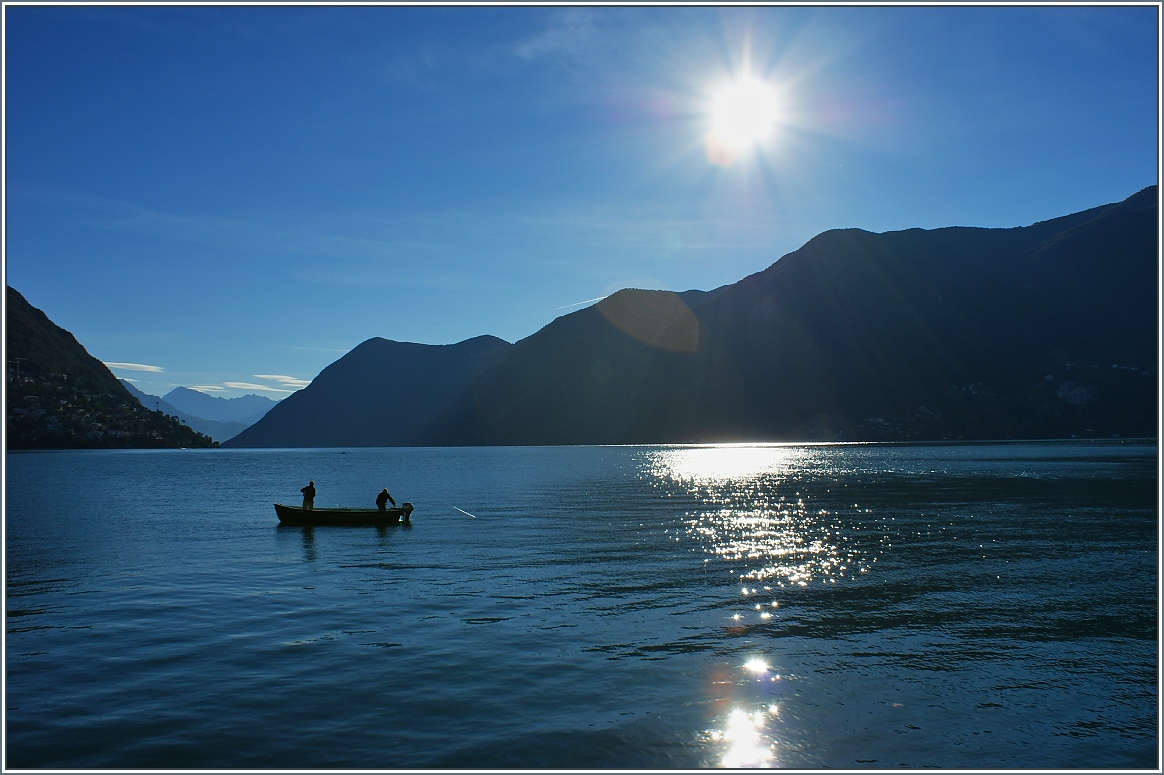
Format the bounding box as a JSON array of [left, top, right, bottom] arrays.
[[274, 502, 414, 526]]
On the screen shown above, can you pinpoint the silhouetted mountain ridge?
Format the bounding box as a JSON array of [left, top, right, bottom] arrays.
[[227, 335, 512, 447], [228, 187, 1157, 447]]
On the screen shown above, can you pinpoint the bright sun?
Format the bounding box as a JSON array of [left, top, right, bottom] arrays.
[[706, 75, 781, 166]]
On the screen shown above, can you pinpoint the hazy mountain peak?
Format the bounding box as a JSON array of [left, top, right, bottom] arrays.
[[162, 387, 280, 424]]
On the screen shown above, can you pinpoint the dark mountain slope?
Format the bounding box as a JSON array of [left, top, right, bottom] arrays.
[[8, 286, 132, 396], [704, 189, 1153, 440], [422, 288, 746, 444], [428, 186, 1158, 444], [121, 379, 182, 416], [1024, 185, 1158, 364], [6, 287, 216, 448], [225, 335, 513, 447]]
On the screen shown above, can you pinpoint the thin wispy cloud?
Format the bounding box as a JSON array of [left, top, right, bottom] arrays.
[[223, 381, 294, 394], [279, 345, 351, 354], [515, 8, 598, 61], [516, 208, 791, 254], [374, 46, 450, 91], [253, 374, 311, 388], [104, 361, 165, 373], [13, 184, 787, 301], [189, 385, 227, 393], [12, 186, 437, 266], [291, 262, 488, 292], [510, 8, 719, 102], [519, 296, 608, 319]]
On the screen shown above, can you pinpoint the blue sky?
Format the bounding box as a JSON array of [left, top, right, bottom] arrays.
[[4, 5, 1158, 399]]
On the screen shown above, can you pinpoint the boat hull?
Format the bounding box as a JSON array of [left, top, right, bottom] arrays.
[[274, 502, 414, 526]]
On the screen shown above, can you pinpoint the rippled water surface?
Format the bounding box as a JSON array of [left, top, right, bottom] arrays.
[[6, 442, 1158, 768]]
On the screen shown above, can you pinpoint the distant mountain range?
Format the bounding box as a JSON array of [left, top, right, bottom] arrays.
[[227, 186, 1158, 447], [162, 386, 278, 425], [6, 287, 216, 449], [120, 382, 279, 442]]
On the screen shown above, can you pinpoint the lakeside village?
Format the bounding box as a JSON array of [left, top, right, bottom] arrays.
[[7, 362, 216, 449]]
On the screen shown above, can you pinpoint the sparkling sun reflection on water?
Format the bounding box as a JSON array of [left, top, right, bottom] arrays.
[[715, 708, 774, 768], [645, 445, 879, 588], [704, 659, 784, 767], [644, 445, 884, 767]]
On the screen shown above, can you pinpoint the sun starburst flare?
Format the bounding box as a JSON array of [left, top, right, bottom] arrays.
[[705, 75, 782, 166]]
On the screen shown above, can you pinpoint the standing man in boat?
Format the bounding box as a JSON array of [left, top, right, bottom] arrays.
[[376, 488, 397, 512], [301, 480, 316, 510]]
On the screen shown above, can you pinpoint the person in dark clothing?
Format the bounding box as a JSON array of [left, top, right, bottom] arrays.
[[376, 488, 397, 511], [301, 480, 316, 510]]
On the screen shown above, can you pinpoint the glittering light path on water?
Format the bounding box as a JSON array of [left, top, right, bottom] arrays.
[[644, 444, 886, 591]]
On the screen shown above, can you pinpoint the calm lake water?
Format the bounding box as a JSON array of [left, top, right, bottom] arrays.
[[5, 442, 1158, 769]]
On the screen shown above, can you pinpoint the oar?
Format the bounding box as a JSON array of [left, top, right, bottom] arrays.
[[450, 505, 478, 519]]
